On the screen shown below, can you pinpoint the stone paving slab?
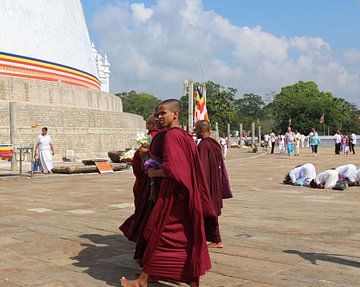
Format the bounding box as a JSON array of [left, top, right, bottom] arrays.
[[0, 147, 360, 286]]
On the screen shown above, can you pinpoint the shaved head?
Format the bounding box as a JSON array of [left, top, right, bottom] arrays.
[[195, 120, 211, 132], [146, 115, 157, 126], [195, 120, 211, 139], [158, 99, 181, 113]]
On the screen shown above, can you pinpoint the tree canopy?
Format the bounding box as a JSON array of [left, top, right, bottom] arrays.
[[265, 81, 359, 134], [116, 90, 161, 120], [115, 80, 359, 135]]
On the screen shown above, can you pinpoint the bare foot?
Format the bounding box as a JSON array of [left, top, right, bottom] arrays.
[[120, 272, 148, 287], [207, 242, 224, 248], [190, 282, 198, 287]]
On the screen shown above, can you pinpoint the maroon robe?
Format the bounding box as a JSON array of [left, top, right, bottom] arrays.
[[142, 128, 215, 285], [119, 128, 160, 242], [197, 137, 232, 243]]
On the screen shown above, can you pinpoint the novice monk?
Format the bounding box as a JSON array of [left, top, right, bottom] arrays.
[[120, 115, 159, 242], [310, 170, 339, 189], [120, 99, 215, 287], [195, 120, 232, 249], [283, 163, 316, 187]]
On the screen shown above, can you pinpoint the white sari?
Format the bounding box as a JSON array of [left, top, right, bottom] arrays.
[[37, 134, 53, 173]]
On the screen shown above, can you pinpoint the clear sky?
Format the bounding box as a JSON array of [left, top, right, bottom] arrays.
[[81, 0, 360, 104]]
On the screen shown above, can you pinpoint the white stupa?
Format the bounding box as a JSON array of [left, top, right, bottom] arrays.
[[0, 0, 110, 91]]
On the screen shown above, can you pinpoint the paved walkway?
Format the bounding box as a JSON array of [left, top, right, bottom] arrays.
[[0, 147, 359, 286]]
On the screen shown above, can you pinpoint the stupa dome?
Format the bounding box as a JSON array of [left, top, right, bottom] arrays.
[[0, 0, 100, 90]]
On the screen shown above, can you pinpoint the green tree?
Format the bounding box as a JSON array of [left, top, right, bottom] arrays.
[[266, 81, 359, 134], [116, 90, 161, 119], [236, 93, 265, 119]]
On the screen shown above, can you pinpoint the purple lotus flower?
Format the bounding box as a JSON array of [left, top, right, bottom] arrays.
[[144, 159, 162, 170]]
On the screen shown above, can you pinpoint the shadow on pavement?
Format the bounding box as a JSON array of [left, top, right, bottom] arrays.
[[72, 233, 172, 286], [284, 249, 360, 268]]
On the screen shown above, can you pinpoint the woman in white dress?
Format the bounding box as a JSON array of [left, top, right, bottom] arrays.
[[35, 127, 54, 174]]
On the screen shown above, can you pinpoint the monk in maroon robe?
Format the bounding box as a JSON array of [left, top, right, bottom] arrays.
[[195, 120, 232, 248], [119, 115, 159, 242], [121, 100, 215, 287]]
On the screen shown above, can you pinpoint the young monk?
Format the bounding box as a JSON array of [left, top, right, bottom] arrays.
[[120, 115, 159, 242], [195, 120, 232, 249], [120, 99, 215, 287]]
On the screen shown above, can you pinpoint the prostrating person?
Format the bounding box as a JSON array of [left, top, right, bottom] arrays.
[[310, 170, 339, 189], [120, 99, 215, 287], [195, 120, 232, 249], [283, 163, 317, 187], [34, 127, 54, 174], [335, 164, 357, 181]]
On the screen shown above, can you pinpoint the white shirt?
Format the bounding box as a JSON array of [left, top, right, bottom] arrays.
[[315, 170, 339, 189], [264, 134, 270, 141], [351, 169, 360, 183], [219, 137, 227, 147], [289, 163, 317, 185], [335, 164, 357, 180], [351, 133, 357, 145], [37, 134, 52, 151], [270, 132, 276, 143], [334, 134, 341, 144]]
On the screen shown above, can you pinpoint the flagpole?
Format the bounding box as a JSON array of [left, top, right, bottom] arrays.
[[188, 80, 194, 132]]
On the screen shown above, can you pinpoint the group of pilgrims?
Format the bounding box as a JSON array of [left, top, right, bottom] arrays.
[[119, 99, 232, 287], [283, 163, 360, 190]]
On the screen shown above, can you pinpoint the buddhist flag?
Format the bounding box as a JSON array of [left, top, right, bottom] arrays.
[[320, 114, 324, 124], [194, 84, 209, 123]]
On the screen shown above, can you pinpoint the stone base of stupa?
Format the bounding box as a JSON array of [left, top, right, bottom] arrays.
[[0, 76, 145, 160]]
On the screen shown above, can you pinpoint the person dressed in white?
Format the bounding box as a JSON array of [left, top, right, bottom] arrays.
[[284, 163, 317, 187], [264, 133, 270, 151], [350, 131, 357, 155], [335, 164, 357, 181], [348, 169, 360, 186], [35, 127, 54, 174], [300, 134, 305, 148], [279, 135, 286, 154], [310, 170, 339, 189], [219, 135, 228, 159]]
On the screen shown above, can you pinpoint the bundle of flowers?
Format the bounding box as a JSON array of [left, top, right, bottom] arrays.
[[120, 149, 136, 163], [144, 159, 162, 170], [136, 132, 152, 148]]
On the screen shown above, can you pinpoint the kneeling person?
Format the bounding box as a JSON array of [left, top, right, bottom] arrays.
[[284, 163, 316, 187], [310, 170, 339, 189]]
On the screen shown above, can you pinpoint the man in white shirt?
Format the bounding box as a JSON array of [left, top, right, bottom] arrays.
[[264, 133, 270, 151], [270, 130, 276, 154], [283, 163, 317, 187], [335, 164, 357, 181], [310, 170, 339, 189], [351, 131, 357, 155], [334, 130, 341, 155]]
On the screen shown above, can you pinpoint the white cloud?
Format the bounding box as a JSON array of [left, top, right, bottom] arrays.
[[344, 48, 360, 66], [130, 3, 153, 23], [91, 0, 360, 105]]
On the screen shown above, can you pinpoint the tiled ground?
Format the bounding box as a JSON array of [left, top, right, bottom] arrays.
[[0, 147, 359, 286]]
